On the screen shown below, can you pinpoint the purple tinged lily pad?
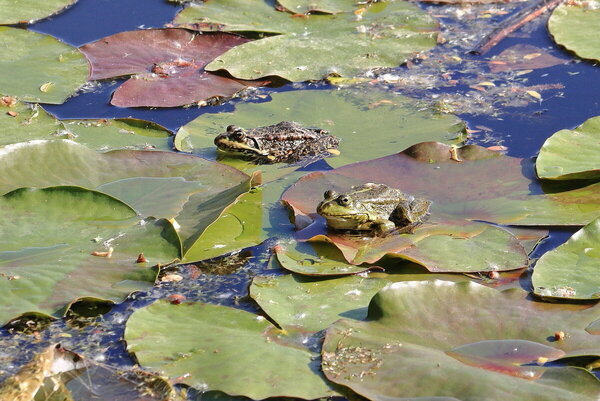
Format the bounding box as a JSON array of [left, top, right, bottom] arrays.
[[79, 29, 263, 107]]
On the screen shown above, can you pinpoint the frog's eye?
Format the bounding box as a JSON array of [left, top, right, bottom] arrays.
[[226, 125, 238, 133], [337, 195, 350, 206], [324, 190, 338, 200], [231, 130, 246, 141]]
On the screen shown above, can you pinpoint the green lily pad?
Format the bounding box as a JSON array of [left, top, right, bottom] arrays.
[[536, 115, 600, 180], [549, 3, 600, 62], [125, 300, 337, 399], [62, 118, 172, 151], [277, 0, 357, 14], [0, 140, 253, 261], [274, 241, 376, 275], [250, 274, 388, 332], [282, 142, 600, 228], [175, 0, 439, 81], [182, 187, 263, 263], [533, 217, 600, 300], [0, 101, 172, 150], [175, 89, 466, 178], [0, 28, 88, 104], [309, 222, 529, 268], [322, 281, 600, 400], [0, 0, 77, 25], [0, 186, 180, 324]]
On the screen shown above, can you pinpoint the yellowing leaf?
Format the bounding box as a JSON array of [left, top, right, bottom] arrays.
[[526, 90, 542, 100], [523, 53, 542, 60], [39, 82, 54, 92], [477, 81, 496, 87]]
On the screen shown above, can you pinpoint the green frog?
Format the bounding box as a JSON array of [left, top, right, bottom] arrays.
[[316, 183, 431, 235], [214, 121, 340, 164]]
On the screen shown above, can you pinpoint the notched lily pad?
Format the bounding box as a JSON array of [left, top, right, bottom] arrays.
[[0, 186, 180, 325], [175, 0, 439, 81], [536, 115, 600, 180], [0, 139, 253, 262], [250, 274, 389, 332], [0, 0, 77, 25], [549, 2, 600, 62], [0, 27, 88, 104], [80, 28, 264, 107], [125, 300, 337, 399], [533, 217, 600, 300], [322, 281, 600, 400]]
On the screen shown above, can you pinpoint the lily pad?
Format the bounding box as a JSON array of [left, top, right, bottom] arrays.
[[79, 28, 262, 107], [277, 0, 357, 14], [549, 3, 600, 62], [0, 101, 172, 150], [274, 241, 377, 275], [309, 222, 529, 268], [0, 0, 77, 24], [250, 274, 388, 332], [533, 217, 600, 300], [282, 142, 600, 228], [175, 89, 466, 177], [0, 140, 253, 261], [174, 0, 439, 81], [536, 115, 600, 180], [0, 27, 88, 104], [125, 300, 337, 399], [322, 281, 600, 400], [0, 344, 175, 401], [181, 187, 263, 262], [0, 186, 180, 324]]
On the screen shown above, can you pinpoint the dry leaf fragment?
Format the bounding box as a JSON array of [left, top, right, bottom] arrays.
[[39, 82, 54, 93], [1, 96, 17, 107], [6, 111, 18, 117], [526, 90, 542, 100], [449, 146, 462, 162]]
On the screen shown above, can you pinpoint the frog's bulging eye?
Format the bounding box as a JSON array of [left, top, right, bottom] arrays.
[[226, 125, 237, 133], [231, 130, 246, 141], [337, 195, 350, 206], [324, 190, 338, 200]]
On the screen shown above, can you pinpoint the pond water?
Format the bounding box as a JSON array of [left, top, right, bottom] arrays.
[[1, 0, 599, 399]]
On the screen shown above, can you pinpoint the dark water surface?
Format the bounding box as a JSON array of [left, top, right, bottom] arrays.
[[1, 0, 598, 392]]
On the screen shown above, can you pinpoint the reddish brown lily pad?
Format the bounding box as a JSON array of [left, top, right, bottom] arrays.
[[79, 29, 262, 107]]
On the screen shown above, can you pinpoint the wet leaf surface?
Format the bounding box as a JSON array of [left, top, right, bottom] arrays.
[[0, 140, 253, 261], [0, 187, 180, 324], [277, 0, 357, 14], [125, 300, 337, 399], [533, 217, 600, 300], [0, 0, 77, 25], [0, 102, 172, 150], [175, 0, 439, 81], [549, 3, 600, 62], [79, 29, 262, 107], [175, 88, 465, 180], [536, 115, 600, 180], [0, 28, 88, 104], [250, 274, 388, 332], [322, 281, 600, 400]]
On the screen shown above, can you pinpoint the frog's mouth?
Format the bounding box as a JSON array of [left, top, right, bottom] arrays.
[[322, 213, 369, 223]]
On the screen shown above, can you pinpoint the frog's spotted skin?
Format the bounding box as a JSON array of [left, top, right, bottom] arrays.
[[214, 121, 340, 164], [316, 183, 431, 235]]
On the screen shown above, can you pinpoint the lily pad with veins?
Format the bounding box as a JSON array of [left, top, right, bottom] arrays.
[[0, 0, 77, 25], [79, 28, 264, 107], [322, 280, 600, 400], [174, 0, 439, 82]]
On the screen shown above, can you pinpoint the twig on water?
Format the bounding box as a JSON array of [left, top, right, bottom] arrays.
[[470, 0, 565, 55]]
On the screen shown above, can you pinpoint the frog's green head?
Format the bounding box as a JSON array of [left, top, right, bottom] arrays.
[[214, 125, 268, 156], [316, 189, 372, 230]]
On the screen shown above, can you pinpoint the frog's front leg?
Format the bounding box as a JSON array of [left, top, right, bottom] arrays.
[[371, 219, 397, 236]]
